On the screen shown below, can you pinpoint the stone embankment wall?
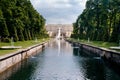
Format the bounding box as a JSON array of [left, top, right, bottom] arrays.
[[67, 40, 120, 65], [0, 42, 48, 73]]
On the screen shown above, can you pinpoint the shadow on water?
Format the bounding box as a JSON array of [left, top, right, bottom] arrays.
[[73, 45, 99, 58], [72, 44, 120, 80], [0, 59, 33, 80], [0, 50, 45, 80], [103, 59, 120, 77], [7, 60, 34, 80]]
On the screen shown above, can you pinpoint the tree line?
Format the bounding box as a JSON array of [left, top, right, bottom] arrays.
[[0, 0, 48, 42], [72, 0, 120, 43]]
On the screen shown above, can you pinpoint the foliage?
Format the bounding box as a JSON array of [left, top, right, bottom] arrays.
[[0, 0, 48, 42], [73, 0, 120, 43]]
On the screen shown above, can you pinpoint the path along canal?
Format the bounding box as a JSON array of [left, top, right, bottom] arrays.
[[0, 40, 120, 80]]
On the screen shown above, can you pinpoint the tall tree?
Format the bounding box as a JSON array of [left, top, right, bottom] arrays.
[[0, 8, 9, 41], [73, 0, 120, 43], [0, 0, 47, 42]]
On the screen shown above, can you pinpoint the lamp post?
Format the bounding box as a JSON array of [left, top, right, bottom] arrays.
[[35, 37, 37, 42], [119, 40, 120, 47], [11, 37, 14, 47], [88, 37, 90, 43]]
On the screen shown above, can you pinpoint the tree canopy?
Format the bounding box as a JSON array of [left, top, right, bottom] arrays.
[[72, 0, 120, 43], [0, 0, 48, 42]]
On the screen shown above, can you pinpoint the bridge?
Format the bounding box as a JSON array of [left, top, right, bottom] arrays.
[[45, 24, 73, 38]]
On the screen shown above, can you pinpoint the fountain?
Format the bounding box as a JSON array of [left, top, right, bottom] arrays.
[[1, 37, 22, 49], [56, 38, 61, 56], [56, 27, 62, 40], [55, 27, 62, 56]]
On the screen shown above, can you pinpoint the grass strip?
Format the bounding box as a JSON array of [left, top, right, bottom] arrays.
[[69, 38, 119, 51], [0, 38, 49, 56]]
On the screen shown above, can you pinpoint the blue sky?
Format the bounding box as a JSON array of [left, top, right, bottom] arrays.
[[30, 0, 87, 24]]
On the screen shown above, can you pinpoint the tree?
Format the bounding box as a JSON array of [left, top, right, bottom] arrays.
[[73, 0, 120, 43], [0, 0, 48, 42], [0, 9, 9, 40]]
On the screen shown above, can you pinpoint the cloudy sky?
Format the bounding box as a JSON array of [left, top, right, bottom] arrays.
[[30, 0, 87, 24]]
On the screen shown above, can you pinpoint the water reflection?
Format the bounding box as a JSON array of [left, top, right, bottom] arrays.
[[0, 40, 120, 80], [56, 39, 61, 56], [73, 47, 79, 56]]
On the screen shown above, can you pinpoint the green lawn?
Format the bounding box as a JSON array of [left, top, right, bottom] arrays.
[[0, 38, 49, 56], [69, 38, 118, 49]]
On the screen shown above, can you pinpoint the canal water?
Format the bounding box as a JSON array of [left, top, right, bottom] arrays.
[[0, 40, 120, 80]]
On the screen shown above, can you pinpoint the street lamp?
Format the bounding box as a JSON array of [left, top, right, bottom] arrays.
[[119, 40, 120, 47]]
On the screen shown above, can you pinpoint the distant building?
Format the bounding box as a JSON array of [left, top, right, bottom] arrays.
[[46, 24, 73, 38]]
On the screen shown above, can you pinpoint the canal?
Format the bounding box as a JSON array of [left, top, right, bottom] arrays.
[[0, 40, 120, 80]]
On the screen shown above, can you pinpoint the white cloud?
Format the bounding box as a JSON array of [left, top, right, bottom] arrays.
[[30, 0, 72, 8], [30, 0, 87, 24]]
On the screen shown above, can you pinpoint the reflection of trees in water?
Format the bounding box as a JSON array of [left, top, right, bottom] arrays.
[[83, 59, 120, 80], [0, 61, 22, 80], [0, 58, 40, 80], [77, 47, 120, 80], [79, 48, 99, 58], [103, 60, 120, 77], [72, 46, 106, 80], [0, 59, 33, 80], [72, 46, 98, 57], [82, 59, 105, 80], [73, 48, 79, 56]]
